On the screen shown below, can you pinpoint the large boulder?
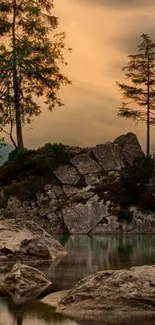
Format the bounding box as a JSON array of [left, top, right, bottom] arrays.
[[93, 142, 124, 171], [54, 165, 80, 185], [114, 132, 143, 164], [62, 200, 108, 234], [0, 221, 66, 263], [4, 263, 52, 304], [58, 265, 155, 319], [71, 153, 102, 175]]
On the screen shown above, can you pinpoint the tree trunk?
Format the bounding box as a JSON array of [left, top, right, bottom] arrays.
[[146, 48, 150, 157], [12, 0, 24, 149]]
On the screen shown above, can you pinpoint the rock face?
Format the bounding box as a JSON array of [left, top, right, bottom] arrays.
[[4, 263, 52, 304], [62, 201, 108, 234], [0, 220, 67, 263], [0, 132, 147, 235], [114, 132, 143, 164], [93, 142, 124, 171], [54, 165, 80, 185], [71, 153, 102, 175], [58, 265, 155, 319]]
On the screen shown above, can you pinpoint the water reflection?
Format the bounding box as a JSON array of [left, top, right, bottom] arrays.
[[40, 235, 155, 291], [1, 235, 155, 324], [0, 298, 77, 325]]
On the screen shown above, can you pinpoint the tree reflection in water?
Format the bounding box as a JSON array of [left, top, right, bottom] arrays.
[[3, 298, 77, 325]]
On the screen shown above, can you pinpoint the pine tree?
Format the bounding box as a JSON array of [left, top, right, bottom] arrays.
[[117, 34, 155, 156], [0, 0, 71, 148]]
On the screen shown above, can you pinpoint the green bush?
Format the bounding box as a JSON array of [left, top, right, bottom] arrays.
[[4, 176, 50, 201], [8, 148, 36, 162], [30, 142, 70, 175], [118, 155, 155, 207], [117, 208, 133, 223], [121, 155, 155, 186], [1, 142, 71, 199]]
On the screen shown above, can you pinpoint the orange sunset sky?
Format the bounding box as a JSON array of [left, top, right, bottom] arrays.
[[22, 0, 155, 152]]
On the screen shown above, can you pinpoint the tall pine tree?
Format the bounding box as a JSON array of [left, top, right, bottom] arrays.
[[117, 34, 155, 156], [0, 0, 71, 148]]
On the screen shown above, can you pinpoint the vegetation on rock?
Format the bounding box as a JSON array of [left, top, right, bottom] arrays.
[[1, 143, 70, 200]]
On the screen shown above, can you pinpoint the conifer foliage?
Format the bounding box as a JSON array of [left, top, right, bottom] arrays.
[[117, 34, 155, 156], [0, 0, 71, 148]]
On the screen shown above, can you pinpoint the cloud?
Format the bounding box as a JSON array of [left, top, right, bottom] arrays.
[[110, 14, 155, 55], [75, 0, 155, 9]]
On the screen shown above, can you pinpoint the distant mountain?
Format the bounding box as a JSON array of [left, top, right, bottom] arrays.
[[0, 144, 14, 166]]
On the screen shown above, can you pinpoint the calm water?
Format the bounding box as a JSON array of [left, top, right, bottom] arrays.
[[1, 235, 155, 325]]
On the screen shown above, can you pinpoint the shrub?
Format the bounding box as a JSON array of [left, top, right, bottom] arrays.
[[4, 176, 51, 201], [121, 155, 155, 186], [117, 208, 133, 223], [8, 148, 36, 162], [118, 155, 155, 207]]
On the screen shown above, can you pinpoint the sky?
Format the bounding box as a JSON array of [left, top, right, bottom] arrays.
[[23, 0, 155, 152]]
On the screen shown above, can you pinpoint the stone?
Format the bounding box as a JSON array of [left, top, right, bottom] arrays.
[[0, 220, 67, 262], [64, 145, 89, 156], [63, 186, 78, 197], [20, 237, 52, 260], [46, 189, 57, 200], [4, 263, 52, 304], [90, 216, 120, 234], [54, 165, 80, 185], [70, 186, 94, 202], [114, 132, 143, 164], [84, 173, 100, 185], [93, 142, 124, 171], [36, 192, 49, 206], [71, 153, 102, 175], [58, 265, 155, 319], [62, 201, 108, 234], [44, 184, 52, 191], [53, 186, 64, 198]]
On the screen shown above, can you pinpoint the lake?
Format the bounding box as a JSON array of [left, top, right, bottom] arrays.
[[1, 235, 155, 325]]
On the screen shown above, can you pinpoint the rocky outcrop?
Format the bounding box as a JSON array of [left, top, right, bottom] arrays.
[[0, 132, 147, 235], [0, 220, 66, 263], [4, 263, 52, 304], [114, 132, 144, 164], [58, 265, 155, 319]]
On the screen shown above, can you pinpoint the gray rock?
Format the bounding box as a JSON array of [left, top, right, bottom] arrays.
[[90, 216, 120, 234], [4, 263, 51, 304], [54, 165, 80, 185], [70, 186, 94, 202], [71, 153, 102, 175], [62, 201, 108, 234], [44, 184, 51, 191], [53, 186, 64, 198], [114, 132, 143, 164], [59, 265, 155, 318], [63, 186, 79, 197], [64, 146, 89, 156], [93, 142, 124, 171], [84, 173, 100, 185], [46, 212, 67, 234]]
